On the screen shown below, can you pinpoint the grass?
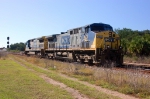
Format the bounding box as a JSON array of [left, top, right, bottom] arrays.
[[71, 68, 150, 98], [12, 54, 150, 99], [11, 55, 120, 99], [0, 58, 73, 99]]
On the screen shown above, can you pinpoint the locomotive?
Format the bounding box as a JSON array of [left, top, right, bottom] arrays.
[[25, 23, 123, 66]]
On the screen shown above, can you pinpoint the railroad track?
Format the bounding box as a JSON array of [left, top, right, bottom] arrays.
[[122, 62, 150, 74], [14, 53, 150, 74]]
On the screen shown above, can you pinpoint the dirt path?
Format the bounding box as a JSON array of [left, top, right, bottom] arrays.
[[40, 74, 89, 99], [11, 58, 89, 99]]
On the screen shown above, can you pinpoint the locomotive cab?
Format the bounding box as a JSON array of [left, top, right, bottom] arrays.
[[95, 31, 123, 66], [68, 23, 123, 66]]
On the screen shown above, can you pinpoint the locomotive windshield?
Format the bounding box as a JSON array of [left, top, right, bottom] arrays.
[[90, 24, 113, 32]]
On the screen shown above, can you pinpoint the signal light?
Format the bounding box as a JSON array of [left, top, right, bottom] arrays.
[[7, 45, 9, 48], [7, 37, 10, 49], [7, 37, 9, 40]]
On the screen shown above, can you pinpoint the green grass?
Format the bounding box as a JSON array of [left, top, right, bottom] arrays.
[[0, 58, 73, 99], [12, 55, 120, 99]]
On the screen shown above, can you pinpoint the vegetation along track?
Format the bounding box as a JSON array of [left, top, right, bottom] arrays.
[[9, 55, 121, 99], [10, 54, 143, 99], [17, 53, 150, 74]]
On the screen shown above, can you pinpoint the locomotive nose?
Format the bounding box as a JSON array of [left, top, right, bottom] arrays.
[[95, 31, 119, 49]]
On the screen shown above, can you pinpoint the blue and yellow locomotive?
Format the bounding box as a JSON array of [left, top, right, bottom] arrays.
[[25, 23, 123, 66]]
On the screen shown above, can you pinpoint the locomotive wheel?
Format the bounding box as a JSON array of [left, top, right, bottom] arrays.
[[80, 59, 85, 64], [72, 52, 77, 62], [88, 59, 93, 66]]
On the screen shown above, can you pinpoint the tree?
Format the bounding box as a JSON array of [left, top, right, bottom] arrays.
[[121, 38, 129, 54], [128, 36, 143, 55], [115, 28, 150, 56], [9, 42, 25, 51]]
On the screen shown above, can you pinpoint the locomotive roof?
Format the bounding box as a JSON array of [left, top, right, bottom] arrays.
[[67, 23, 112, 31], [27, 23, 112, 41], [28, 34, 59, 41], [45, 34, 59, 38]]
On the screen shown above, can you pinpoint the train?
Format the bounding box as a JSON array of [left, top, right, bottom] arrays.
[[25, 23, 123, 66]]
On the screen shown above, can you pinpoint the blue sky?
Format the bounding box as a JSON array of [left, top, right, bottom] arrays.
[[0, 0, 150, 48]]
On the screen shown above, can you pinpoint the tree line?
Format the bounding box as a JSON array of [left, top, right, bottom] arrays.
[[9, 42, 25, 51], [115, 28, 150, 56]]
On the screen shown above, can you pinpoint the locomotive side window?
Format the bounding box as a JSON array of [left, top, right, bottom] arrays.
[[105, 26, 113, 31], [85, 26, 89, 33], [91, 25, 104, 31], [70, 31, 73, 35], [74, 29, 78, 34], [90, 24, 113, 32]]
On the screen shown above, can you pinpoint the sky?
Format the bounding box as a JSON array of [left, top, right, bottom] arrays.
[[0, 0, 150, 48]]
